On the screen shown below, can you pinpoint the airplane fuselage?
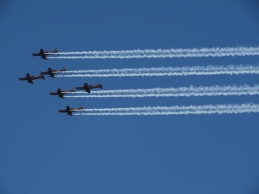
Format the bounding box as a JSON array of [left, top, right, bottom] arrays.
[[50, 89, 75, 98], [76, 83, 102, 93], [32, 48, 58, 59], [58, 106, 83, 116], [19, 74, 45, 84]]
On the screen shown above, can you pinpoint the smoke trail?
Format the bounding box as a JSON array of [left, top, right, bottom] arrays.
[[65, 85, 259, 98], [49, 46, 259, 59], [73, 103, 259, 116], [56, 65, 259, 78]]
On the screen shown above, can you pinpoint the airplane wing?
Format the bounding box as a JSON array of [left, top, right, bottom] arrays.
[[26, 75, 33, 84], [59, 93, 64, 98], [42, 55, 47, 60], [84, 83, 91, 93]]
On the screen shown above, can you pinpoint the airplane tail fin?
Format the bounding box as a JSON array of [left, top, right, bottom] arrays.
[[99, 82, 103, 89], [55, 48, 58, 53], [80, 105, 84, 111]]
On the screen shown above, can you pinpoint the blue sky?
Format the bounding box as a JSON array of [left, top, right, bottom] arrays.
[[1, 0, 259, 193]]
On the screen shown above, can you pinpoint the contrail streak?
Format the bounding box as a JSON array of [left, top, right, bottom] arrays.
[[56, 65, 259, 78], [65, 85, 259, 98], [48, 46, 259, 59], [73, 103, 259, 116]]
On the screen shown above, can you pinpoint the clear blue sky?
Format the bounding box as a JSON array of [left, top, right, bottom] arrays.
[[1, 0, 259, 193]]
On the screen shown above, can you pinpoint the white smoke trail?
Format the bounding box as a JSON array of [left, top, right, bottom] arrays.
[[73, 103, 259, 116], [56, 65, 259, 78], [65, 85, 259, 98], [49, 46, 259, 59]]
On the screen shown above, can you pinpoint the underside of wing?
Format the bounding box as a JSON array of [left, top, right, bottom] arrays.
[[84, 83, 90, 93]]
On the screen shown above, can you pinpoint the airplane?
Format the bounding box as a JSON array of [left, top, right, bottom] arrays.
[[32, 48, 59, 59], [50, 88, 76, 98], [76, 82, 103, 93], [41, 67, 66, 78], [58, 105, 84, 116], [18, 73, 45, 84]]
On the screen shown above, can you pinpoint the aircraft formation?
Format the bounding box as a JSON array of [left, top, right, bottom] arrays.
[[19, 48, 103, 116], [19, 46, 259, 116]]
